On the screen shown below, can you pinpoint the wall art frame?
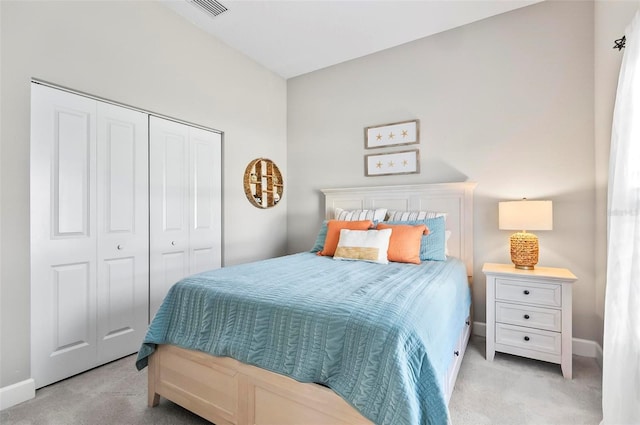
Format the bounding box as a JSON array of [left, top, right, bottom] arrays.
[[365, 149, 420, 177], [364, 119, 419, 149]]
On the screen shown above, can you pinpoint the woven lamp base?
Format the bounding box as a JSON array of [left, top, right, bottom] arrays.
[[510, 232, 539, 270]]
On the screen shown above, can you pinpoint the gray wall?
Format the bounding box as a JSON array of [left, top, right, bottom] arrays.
[[287, 1, 598, 341], [0, 1, 287, 388]]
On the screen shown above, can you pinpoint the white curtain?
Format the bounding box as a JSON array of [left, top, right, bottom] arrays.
[[602, 10, 640, 425]]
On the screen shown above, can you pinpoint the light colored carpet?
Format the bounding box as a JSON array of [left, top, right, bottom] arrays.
[[1, 336, 602, 424], [449, 337, 602, 424]]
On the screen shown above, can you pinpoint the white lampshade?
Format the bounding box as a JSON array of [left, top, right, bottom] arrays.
[[499, 200, 553, 231]]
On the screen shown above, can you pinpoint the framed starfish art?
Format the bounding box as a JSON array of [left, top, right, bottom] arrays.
[[365, 149, 420, 177], [364, 119, 419, 149]]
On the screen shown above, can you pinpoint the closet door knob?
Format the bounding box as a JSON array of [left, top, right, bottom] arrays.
[[524, 336, 530, 342], [524, 314, 530, 320], [523, 290, 530, 295], [117, 245, 123, 250], [171, 241, 176, 246]]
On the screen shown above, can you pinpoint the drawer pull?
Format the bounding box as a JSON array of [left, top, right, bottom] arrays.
[[454, 350, 460, 356], [524, 336, 530, 342], [523, 290, 530, 295], [465, 320, 470, 326], [524, 314, 530, 319]]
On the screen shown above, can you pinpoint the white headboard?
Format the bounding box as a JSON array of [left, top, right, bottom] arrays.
[[321, 182, 477, 277]]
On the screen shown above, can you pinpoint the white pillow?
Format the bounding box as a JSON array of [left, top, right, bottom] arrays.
[[385, 210, 446, 221], [333, 229, 392, 264], [335, 208, 387, 222]]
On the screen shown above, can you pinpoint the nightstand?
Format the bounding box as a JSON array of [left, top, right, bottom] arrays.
[[483, 263, 577, 378]]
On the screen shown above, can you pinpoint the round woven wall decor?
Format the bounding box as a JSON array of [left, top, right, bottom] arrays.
[[243, 158, 283, 209]]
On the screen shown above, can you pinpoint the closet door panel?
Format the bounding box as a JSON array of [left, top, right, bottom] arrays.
[[50, 262, 93, 353], [192, 247, 216, 274], [54, 110, 92, 235], [163, 138, 188, 230], [96, 102, 149, 362], [31, 84, 98, 389], [101, 257, 136, 330], [150, 118, 221, 319], [161, 251, 188, 290], [189, 127, 222, 275], [149, 117, 190, 320]]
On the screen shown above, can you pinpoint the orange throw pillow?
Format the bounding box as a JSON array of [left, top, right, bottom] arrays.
[[376, 223, 428, 264], [317, 220, 374, 257]]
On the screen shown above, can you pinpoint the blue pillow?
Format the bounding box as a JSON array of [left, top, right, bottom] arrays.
[[383, 216, 446, 261], [310, 220, 328, 253]]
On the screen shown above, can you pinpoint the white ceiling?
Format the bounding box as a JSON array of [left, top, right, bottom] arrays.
[[161, 0, 542, 79]]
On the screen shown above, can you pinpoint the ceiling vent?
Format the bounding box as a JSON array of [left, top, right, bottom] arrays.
[[187, 0, 228, 18]]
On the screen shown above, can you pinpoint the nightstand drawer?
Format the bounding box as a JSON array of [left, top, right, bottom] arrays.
[[495, 278, 561, 307], [495, 323, 561, 355], [495, 302, 561, 332]]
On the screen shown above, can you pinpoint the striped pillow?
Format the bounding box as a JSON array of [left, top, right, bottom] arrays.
[[385, 210, 446, 221], [335, 208, 387, 222]]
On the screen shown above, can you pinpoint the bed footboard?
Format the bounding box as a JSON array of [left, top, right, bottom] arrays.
[[147, 344, 373, 425], [147, 314, 472, 424]]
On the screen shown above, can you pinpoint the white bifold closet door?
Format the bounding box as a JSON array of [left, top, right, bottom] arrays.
[[149, 116, 222, 321], [30, 84, 149, 388]]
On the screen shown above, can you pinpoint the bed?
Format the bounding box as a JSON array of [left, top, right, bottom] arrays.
[[136, 182, 476, 425]]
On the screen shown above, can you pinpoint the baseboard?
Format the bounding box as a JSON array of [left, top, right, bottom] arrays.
[[573, 337, 604, 367], [473, 321, 603, 366], [596, 342, 603, 369], [473, 321, 486, 337], [0, 378, 35, 410]]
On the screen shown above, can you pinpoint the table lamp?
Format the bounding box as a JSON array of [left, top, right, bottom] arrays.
[[498, 199, 553, 270]]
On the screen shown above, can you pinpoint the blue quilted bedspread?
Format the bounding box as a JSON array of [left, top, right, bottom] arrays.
[[136, 253, 470, 425]]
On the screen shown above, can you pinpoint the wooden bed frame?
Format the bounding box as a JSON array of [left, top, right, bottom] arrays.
[[147, 182, 477, 425]]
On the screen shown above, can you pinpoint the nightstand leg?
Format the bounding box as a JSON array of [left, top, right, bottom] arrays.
[[486, 322, 495, 361], [561, 358, 572, 379], [486, 275, 496, 361], [561, 283, 573, 379], [486, 346, 495, 361]]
